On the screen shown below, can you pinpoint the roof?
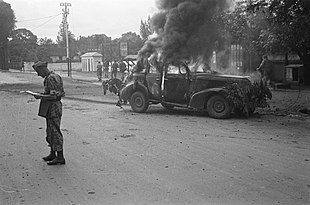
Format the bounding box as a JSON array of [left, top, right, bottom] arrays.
[[81, 52, 103, 57], [48, 47, 66, 56], [123, 55, 137, 61], [285, 64, 303, 68]]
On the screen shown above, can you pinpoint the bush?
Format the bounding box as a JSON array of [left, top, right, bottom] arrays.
[[225, 81, 272, 117]]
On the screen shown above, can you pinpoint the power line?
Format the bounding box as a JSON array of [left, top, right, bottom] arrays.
[[17, 14, 61, 22], [31, 13, 62, 31]]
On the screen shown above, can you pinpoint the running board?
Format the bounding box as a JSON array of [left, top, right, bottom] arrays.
[[149, 100, 189, 108]]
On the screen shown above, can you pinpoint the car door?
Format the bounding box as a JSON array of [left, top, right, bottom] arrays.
[[145, 64, 162, 101], [163, 64, 190, 104]]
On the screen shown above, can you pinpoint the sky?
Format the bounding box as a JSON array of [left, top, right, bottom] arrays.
[[7, 0, 158, 41]]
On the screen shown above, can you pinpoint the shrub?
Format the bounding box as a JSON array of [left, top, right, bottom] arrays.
[[225, 81, 272, 117]]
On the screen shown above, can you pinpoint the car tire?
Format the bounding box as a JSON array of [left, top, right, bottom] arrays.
[[207, 95, 232, 119], [130, 91, 149, 113], [161, 103, 174, 110]]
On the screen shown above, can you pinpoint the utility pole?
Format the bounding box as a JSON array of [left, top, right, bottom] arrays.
[[60, 2, 71, 77]]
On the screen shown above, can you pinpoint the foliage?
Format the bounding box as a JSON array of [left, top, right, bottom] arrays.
[[75, 34, 108, 55], [247, 0, 310, 55], [225, 81, 272, 117], [56, 22, 76, 48], [3, 0, 145, 65], [8, 28, 38, 62], [38, 37, 54, 46], [219, 0, 310, 83], [0, 1, 15, 40], [218, 1, 269, 54], [140, 16, 153, 42], [246, 0, 310, 83], [120, 32, 143, 56], [0, 1, 15, 69], [37, 38, 57, 62]]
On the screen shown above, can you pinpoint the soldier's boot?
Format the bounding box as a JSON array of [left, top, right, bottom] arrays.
[[47, 150, 66, 165], [42, 148, 56, 161]]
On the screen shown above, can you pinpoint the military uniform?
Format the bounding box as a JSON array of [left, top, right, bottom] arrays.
[[43, 71, 65, 151], [32, 61, 66, 165], [257, 56, 274, 86]]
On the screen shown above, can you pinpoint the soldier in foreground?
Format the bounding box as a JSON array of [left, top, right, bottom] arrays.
[[32, 61, 66, 165]]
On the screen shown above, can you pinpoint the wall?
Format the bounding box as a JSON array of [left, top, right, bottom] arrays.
[[23, 62, 82, 72]]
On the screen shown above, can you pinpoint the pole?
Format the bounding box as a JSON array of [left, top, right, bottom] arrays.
[[60, 3, 71, 77]]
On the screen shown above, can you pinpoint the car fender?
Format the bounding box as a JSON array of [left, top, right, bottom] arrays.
[[189, 88, 228, 109], [119, 81, 148, 101]]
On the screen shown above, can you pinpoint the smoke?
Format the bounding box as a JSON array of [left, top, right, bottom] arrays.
[[138, 0, 234, 64]]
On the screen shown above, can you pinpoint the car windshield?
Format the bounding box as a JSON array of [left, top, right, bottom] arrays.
[[167, 64, 187, 74]]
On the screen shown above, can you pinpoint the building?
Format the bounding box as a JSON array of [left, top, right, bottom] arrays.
[[48, 47, 79, 63], [80, 52, 103, 72], [49, 47, 67, 62]]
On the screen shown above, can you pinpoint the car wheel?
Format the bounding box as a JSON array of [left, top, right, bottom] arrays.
[[130, 91, 149, 113], [102, 81, 108, 95], [161, 103, 174, 110], [207, 95, 232, 119]]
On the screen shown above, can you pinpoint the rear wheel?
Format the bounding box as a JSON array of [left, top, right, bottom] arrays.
[[130, 91, 149, 113], [102, 81, 107, 95], [207, 95, 232, 119]]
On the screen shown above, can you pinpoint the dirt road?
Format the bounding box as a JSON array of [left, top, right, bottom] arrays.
[[0, 71, 309, 205]]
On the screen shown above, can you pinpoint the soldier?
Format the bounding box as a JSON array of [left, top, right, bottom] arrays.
[[103, 60, 110, 78], [96, 61, 103, 81], [257, 55, 274, 86], [32, 61, 66, 165], [111, 61, 119, 79], [118, 60, 127, 82]]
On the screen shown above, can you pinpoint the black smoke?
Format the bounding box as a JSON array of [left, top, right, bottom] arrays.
[[138, 0, 233, 64]]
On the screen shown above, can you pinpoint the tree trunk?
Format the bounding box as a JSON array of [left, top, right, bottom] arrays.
[[300, 53, 310, 85], [0, 39, 9, 70]]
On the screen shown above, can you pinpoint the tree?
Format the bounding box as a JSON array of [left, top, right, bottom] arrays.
[[56, 23, 75, 47], [37, 37, 56, 62], [56, 21, 76, 58], [75, 34, 111, 59], [0, 0, 15, 70], [8, 28, 38, 62], [248, 0, 310, 84], [38, 37, 54, 46], [140, 16, 152, 42], [120, 32, 143, 56], [218, 1, 269, 71]]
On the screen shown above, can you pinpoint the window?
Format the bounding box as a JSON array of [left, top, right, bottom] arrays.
[[167, 64, 187, 74], [231, 44, 243, 70], [167, 65, 179, 74]]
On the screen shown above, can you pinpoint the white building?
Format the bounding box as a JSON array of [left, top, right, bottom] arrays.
[[80, 52, 103, 72]]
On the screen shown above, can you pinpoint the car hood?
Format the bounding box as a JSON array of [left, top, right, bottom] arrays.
[[194, 72, 251, 81]]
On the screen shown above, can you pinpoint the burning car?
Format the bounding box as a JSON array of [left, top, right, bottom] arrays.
[[119, 59, 270, 119]]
